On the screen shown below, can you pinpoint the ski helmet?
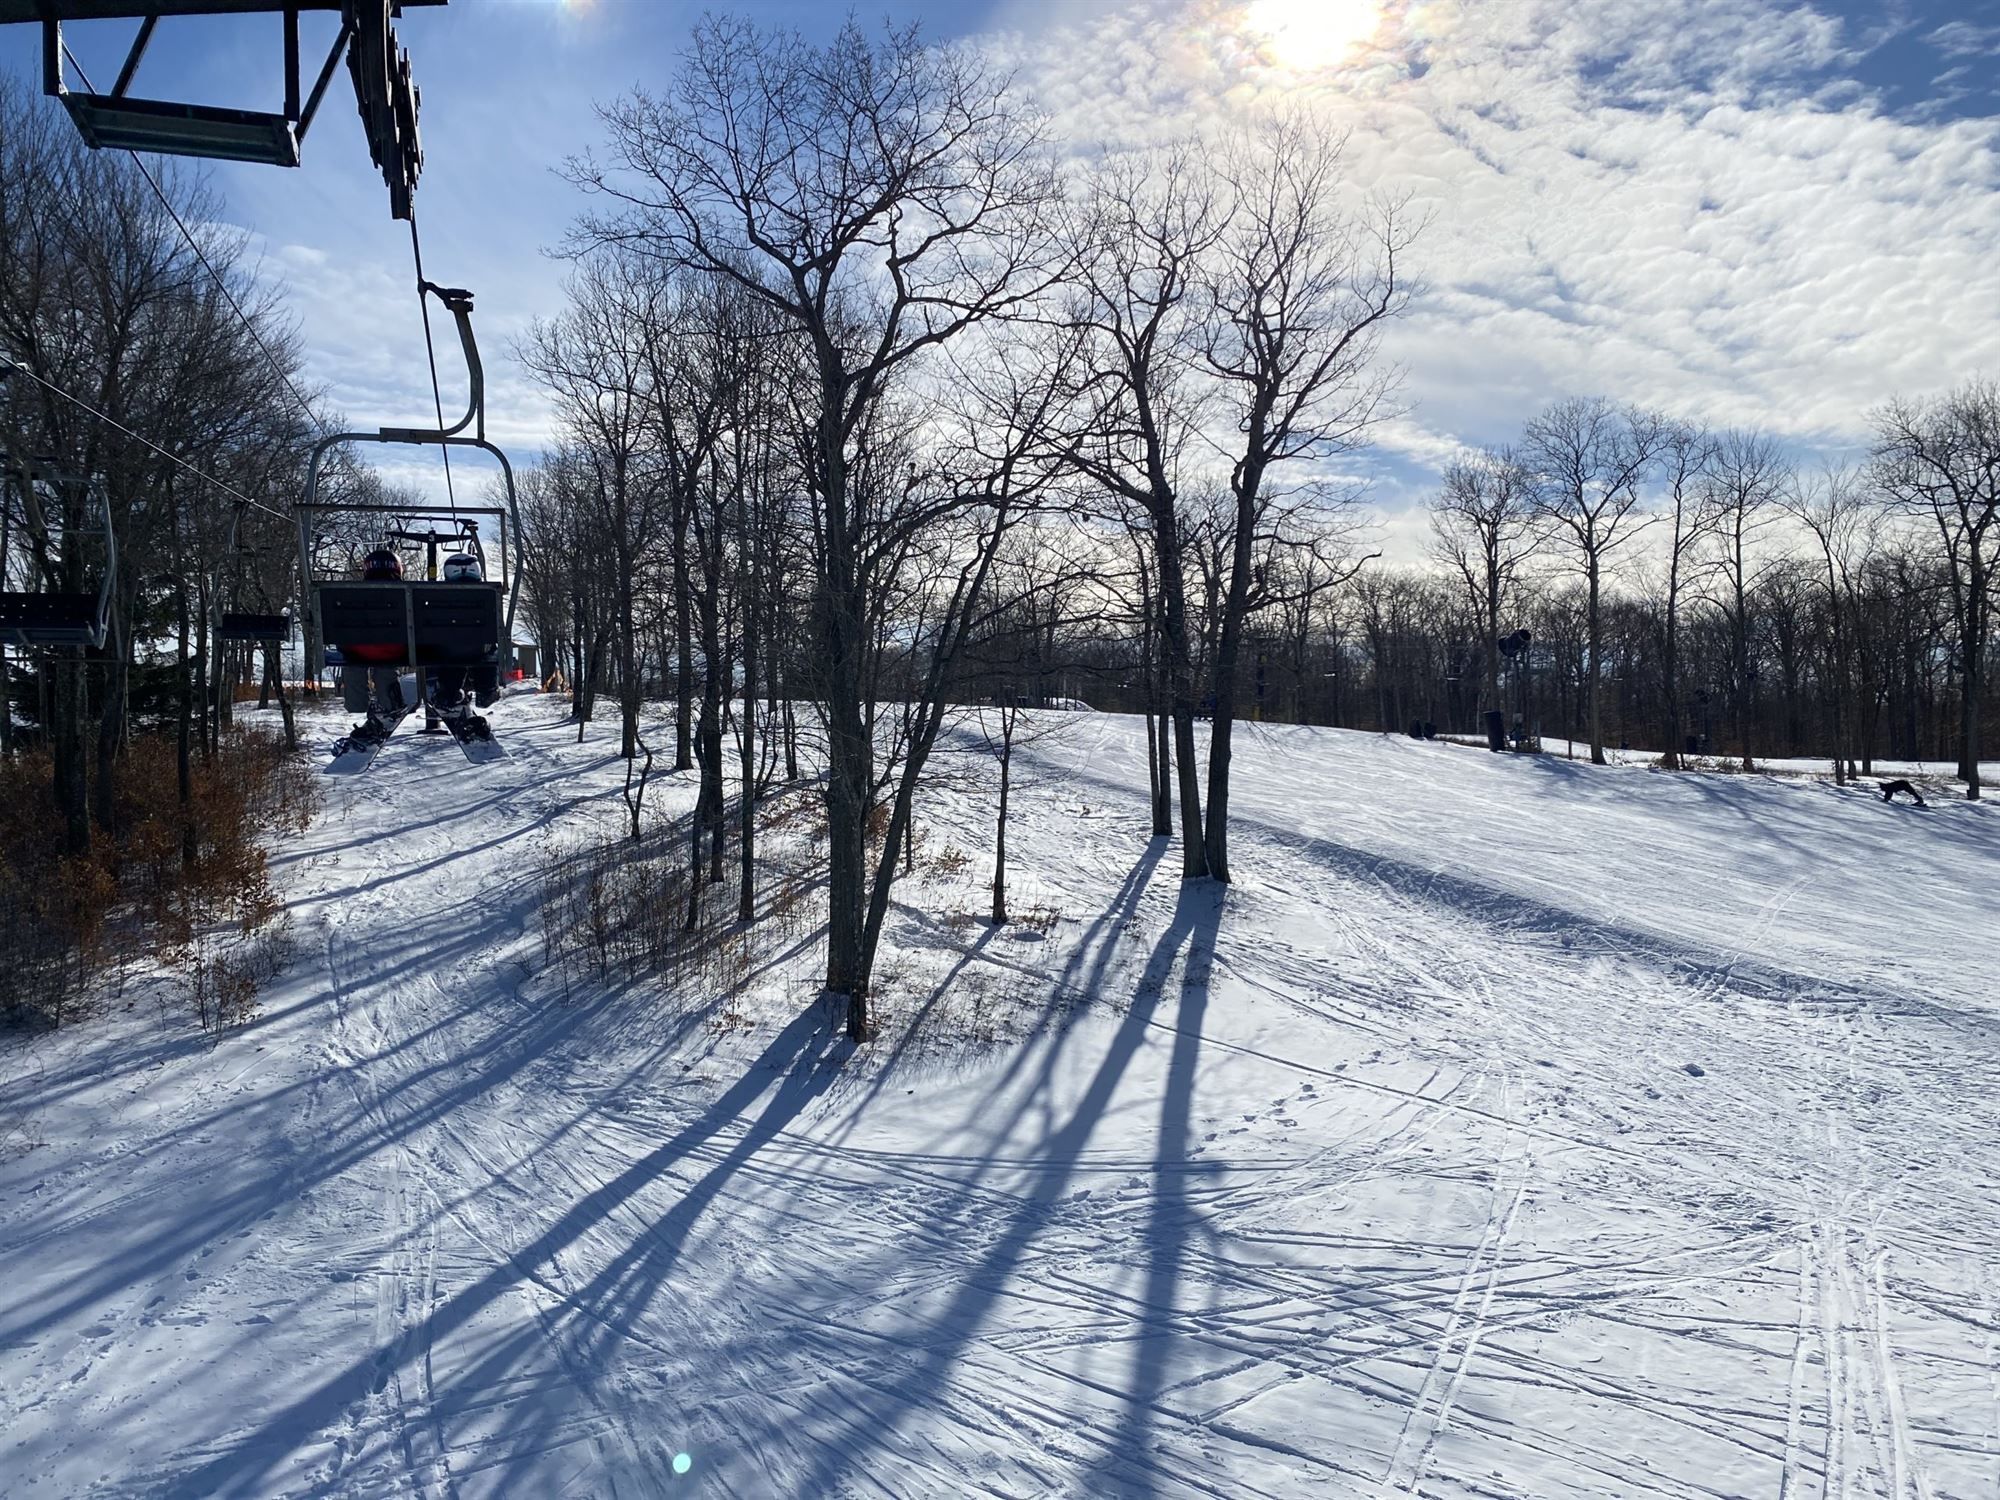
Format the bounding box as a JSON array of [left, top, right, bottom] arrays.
[[361, 547, 404, 581], [442, 553, 483, 583]]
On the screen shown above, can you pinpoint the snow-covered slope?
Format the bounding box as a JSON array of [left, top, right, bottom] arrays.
[[3, 699, 1996, 1498]]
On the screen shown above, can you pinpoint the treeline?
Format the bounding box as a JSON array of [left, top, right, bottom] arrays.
[[1081, 402, 1996, 781], [518, 19, 1996, 1041], [0, 79, 367, 1026]]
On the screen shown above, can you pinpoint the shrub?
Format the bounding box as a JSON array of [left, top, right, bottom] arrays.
[[0, 726, 316, 1032]]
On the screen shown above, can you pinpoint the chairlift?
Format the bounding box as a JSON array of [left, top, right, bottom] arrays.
[[218, 611, 291, 642], [0, 455, 116, 652], [213, 503, 293, 643], [295, 281, 522, 700]]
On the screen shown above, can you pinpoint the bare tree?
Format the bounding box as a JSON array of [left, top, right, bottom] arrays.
[[1198, 114, 1415, 880], [1786, 465, 1875, 785], [520, 255, 668, 766], [1651, 418, 1717, 769], [1429, 447, 1536, 732], [1522, 398, 1665, 764], [1061, 144, 1225, 878], [569, 17, 1065, 1036], [961, 525, 1096, 922], [1701, 429, 1787, 771], [1871, 381, 2000, 800]]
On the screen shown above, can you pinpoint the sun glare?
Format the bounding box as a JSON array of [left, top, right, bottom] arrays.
[[1241, 0, 1385, 71]]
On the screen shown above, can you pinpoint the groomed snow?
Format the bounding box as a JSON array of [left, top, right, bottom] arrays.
[[3, 697, 1997, 1498]]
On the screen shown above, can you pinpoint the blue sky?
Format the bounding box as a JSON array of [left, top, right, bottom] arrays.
[[5, 0, 1998, 542]]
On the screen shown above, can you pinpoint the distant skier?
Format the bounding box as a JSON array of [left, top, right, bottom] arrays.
[[1879, 778, 1928, 807]]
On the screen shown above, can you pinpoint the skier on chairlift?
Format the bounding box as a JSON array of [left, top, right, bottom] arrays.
[[427, 552, 486, 713], [341, 547, 407, 720]]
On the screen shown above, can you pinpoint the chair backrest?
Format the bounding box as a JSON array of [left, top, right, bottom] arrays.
[[318, 582, 412, 662], [0, 591, 105, 650], [218, 612, 292, 642], [411, 583, 502, 666]]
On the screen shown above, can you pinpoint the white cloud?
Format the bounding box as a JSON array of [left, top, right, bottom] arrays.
[[204, 0, 1998, 542], [1925, 20, 2000, 60], [994, 0, 2000, 509]]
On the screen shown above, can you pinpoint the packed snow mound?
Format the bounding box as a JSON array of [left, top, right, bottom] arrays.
[[2, 700, 1995, 1498]]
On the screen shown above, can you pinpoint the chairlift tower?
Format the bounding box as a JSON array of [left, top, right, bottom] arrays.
[[0, 1, 442, 219]]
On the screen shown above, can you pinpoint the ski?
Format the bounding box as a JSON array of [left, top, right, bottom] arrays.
[[327, 674, 422, 774], [441, 707, 506, 764], [327, 702, 417, 774]]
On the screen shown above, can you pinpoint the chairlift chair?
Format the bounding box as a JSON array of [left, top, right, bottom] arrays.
[[4, 2, 443, 220], [213, 502, 294, 643], [0, 463, 117, 652], [218, 610, 292, 642], [295, 282, 522, 706]]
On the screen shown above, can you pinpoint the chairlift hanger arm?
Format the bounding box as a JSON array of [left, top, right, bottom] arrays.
[[109, 13, 153, 97], [10, 3, 445, 218], [379, 283, 482, 444]]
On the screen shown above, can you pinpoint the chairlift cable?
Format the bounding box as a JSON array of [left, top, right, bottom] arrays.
[[0, 356, 290, 527], [407, 212, 458, 516], [59, 40, 335, 448]]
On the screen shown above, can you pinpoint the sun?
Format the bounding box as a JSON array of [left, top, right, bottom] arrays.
[[1240, 0, 1385, 71]]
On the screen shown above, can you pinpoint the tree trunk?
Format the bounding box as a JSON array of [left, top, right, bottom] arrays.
[[176, 587, 195, 868], [194, 573, 214, 764], [93, 606, 127, 832], [1661, 585, 1681, 771], [1142, 701, 1160, 829], [684, 742, 706, 930], [1140, 562, 1167, 833], [738, 542, 759, 924], [816, 379, 874, 1038], [673, 501, 694, 773], [52, 656, 90, 857], [1202, 462, 1262, 884], [1964, 553, 1985, 800], [266, 639, 297, 750], [617, 528, 640, 762], [1734, 587, 1754, 772], [1154, 517, 1207, 877], [1586, 556, 1605, 765], [1483, 559, 1502, 746], [698, 614, 725, 884], [991, 727, 1011, 925]]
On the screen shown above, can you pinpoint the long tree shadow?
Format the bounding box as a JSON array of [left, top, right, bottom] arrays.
[[1060, 753, 1993, 1035], [812, 838, 1169, 1165], [1081, 880, 1224, 1498], [1, 864, 757, 1350], [0, 960, 607, 1347], [158, 1007, 843, 1499], [789, 875, 1221, 1498]]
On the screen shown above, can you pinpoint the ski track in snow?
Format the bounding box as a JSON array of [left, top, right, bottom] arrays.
[[2, 702, 1997, 1498]]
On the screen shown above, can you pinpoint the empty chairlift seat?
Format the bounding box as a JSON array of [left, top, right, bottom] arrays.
[[0, 592, 106, 649], [218, 611, 292, 642]]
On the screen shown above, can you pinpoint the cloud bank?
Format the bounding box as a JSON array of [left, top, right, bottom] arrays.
[[995, 0, 2000, 500]]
